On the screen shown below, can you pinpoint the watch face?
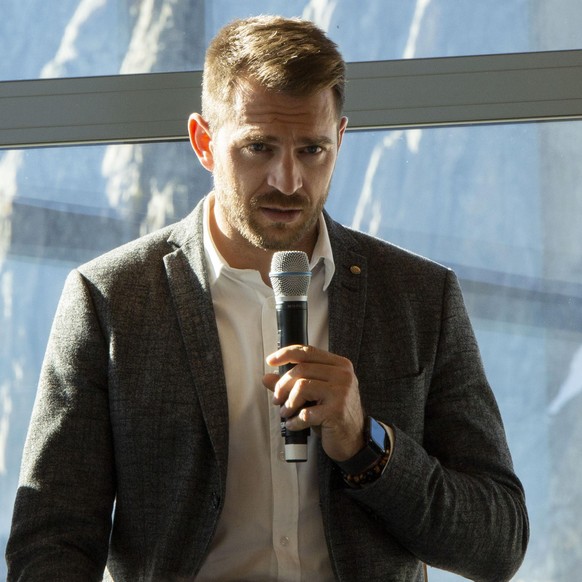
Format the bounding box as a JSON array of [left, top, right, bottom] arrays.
[[369, 418, 386, 453]]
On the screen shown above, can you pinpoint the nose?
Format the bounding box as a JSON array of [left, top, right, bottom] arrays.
[[267, 152, 302, 195]]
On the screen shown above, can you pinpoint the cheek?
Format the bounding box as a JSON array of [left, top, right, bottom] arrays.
[[224, 153, 261, 187], [214, 156, 239, 188], [307, 161, 335, 190], [236, 164, 266, 195]]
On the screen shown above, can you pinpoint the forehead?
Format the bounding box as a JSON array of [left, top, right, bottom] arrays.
[[224, 81, 339, 138]]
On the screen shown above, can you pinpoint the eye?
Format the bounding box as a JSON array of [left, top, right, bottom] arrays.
[[245, 142, 270, 154], [303, 145, 324, 155]]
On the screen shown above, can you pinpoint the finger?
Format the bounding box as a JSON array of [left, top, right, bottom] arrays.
[[266, 344, 333, 368], [264, 369, 316, 408], [273, 360, 355, 413], [262, 373, 280, 394], [283, 405, 316, 431], [267, 347, 355, 387], [280, 378, 321, 417], [269, 366, 310, 406]]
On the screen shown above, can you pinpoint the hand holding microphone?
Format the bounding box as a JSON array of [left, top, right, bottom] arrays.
[[266, 250, 366, 465], [269, 250, 313, 462]]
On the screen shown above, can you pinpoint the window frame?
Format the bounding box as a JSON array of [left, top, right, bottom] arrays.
[[1, 49, 582, 149], [3, 45, 582, 582]]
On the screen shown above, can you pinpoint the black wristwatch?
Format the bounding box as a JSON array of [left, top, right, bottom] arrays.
[[336, 416, 389, 475]]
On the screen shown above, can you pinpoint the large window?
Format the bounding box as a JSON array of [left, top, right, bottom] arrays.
[[4, 0, 582, 82], [332, 122, 582, 580], [2, 1, 582, 580], [3, 122, 582, 581], [0, 141, 210, 568]]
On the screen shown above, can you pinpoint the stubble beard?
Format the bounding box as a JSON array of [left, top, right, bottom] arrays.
[[215, 187, 328, 251]]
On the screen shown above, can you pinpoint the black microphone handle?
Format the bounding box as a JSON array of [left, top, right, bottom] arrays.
[[275, 300, 311, 462], [276, 300, 308, 371]]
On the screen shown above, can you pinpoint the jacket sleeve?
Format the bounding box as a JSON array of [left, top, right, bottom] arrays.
[[6, 270, 114, 581], [347, 270, 529, 582]]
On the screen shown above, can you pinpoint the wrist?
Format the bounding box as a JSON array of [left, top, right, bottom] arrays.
[[341, 450, 391, 488], [335, 416, 391, 487]]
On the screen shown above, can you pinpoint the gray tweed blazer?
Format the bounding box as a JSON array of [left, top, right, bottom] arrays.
[[7, 197, 528, 581]]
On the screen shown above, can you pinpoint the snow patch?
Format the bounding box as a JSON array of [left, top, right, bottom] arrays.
[[40, 0, 107, 78]]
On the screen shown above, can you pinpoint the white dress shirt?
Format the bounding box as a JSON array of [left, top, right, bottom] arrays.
[[195, 196, 336, 581]]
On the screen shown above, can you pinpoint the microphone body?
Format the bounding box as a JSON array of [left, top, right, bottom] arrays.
[[269, 251, 312, 462]]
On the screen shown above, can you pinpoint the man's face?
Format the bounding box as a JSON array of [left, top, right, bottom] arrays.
[[207, 80, 347, 254]]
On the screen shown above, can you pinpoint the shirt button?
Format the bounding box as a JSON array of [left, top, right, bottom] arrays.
[[278, 451, 285, 461], [280, 536, 290, 547]]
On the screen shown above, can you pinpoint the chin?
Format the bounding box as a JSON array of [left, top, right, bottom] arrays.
[[246, 223, 301, 250], [253, 234, 303, 252]]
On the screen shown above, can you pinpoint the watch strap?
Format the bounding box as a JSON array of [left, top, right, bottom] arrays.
[[336, 416, 388, 475]]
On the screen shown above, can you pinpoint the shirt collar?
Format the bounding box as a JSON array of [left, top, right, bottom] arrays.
[[203, 195, 227, 286], [203, 195, 335, 290], [310, 213, 335, 291]]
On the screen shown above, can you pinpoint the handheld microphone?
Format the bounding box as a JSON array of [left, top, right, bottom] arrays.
[[269, 250, 312, 462]]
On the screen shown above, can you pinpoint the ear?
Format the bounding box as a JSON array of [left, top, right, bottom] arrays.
[[188, 113, 214, 172], [337, 116, 348, 149]]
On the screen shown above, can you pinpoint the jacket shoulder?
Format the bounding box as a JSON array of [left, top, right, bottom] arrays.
[[327, 217, 451, 282], [83, 223, 172, 270], [77, 202, 202, 287]]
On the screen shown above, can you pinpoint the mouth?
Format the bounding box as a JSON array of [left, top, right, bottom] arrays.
[[260, 206, 303, 224]]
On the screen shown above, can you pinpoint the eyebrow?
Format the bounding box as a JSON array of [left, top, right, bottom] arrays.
[[240, 131, 334, 146]]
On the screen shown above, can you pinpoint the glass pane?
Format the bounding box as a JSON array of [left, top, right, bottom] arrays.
[[0, 141, 210, 579], [2, 0, 582, 81], [3, 120, 582, 580], [329, 121, 582, 580]]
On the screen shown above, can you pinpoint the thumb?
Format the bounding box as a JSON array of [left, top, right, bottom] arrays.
[[262, 372, 280, 393]]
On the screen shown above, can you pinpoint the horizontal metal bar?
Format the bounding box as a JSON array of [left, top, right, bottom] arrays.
[[1, 50, 582, 149], [345, 50, 582, 129], [0, 71, 203, 148]]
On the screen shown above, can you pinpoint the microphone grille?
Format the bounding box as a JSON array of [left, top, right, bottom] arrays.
[[269, 251, 311, 298]]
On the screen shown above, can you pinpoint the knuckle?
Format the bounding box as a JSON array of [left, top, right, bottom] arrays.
[[339, 355, 355, 373], [296, 377, 311, 391]]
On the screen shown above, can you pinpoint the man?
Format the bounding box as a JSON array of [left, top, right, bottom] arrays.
[[6, 15, 528, 582]]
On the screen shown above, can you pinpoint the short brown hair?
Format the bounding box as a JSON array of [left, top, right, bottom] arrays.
[[201, 15, 346, 130]]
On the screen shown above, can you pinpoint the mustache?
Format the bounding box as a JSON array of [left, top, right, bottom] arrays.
[[251, 191, 309, 209]]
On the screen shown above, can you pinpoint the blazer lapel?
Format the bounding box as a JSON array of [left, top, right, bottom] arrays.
[[163, 201, 229, 483], [325, 213, 368, 372], [159, 207, 369, 490]]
